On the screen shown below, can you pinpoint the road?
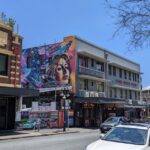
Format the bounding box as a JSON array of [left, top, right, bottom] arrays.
[[0, 129, 99, 150]]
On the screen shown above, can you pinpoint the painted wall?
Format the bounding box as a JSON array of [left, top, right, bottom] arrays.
[[21, 37, 76, 93]]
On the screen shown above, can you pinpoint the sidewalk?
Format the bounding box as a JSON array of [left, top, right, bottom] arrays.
[[0, 128, 99, 140]]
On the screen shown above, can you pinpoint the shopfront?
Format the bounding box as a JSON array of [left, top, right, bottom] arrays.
[[75, 97, 126, 127], [0, 87, 39, 130], [0, 97, 16, 130]]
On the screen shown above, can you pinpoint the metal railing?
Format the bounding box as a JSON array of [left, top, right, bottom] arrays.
[[78, 90, 105, 97], [79, 66, 105, 78]]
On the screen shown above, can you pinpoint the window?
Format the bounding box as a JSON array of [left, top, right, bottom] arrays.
[[114, 88, 117, 98], [113, 66, 116, 76], [119, 69, 122, 78], [120, 89, 123, 98], [91, 59, 94, 67], [109, 65, 112, 75], [97, 82, 104, 92], [110, 89, 112, 98], [129, 72, 131, 80], [0, 31, 8, 47], [124, 70, 127, 79], [0, 54, 8, 76], [129, 90, 132, 99], [125, 90, 128, 99], [84, 79, 88, 90]]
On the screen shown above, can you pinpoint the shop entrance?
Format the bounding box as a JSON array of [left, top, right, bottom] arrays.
[[0, 97, 16, 130], [0, 99, 7, 129]]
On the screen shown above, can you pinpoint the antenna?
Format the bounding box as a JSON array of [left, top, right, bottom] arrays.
[[17, 24, 19, 33]]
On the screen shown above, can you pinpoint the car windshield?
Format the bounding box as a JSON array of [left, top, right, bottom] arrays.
[[102, 127, 148, 145], [104, 117, 119, 124]]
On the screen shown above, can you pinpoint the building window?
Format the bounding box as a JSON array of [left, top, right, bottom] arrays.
[[114, 88, 117, 98], [119, 69, 122, 78], [113, 66, 116, 76], [129, 72, 131, 80], [97, 82, 104, 92], [84, 79, 88, 90], [0, 54, 8, 76], [129, 90, 132, 99], [0, 31, 8, 47], [124, 70, 127, 79], [125, 90, 128, 99], [110, 89, 112, 98], [120, 89, 123, 98], [109, 65, 112, 75], [91, 59, 94, 67]]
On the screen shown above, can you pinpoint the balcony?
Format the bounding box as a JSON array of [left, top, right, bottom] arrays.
[[110, 77, 140, 89], [78, 90, 105, 97], [79, 66, 105, 78]]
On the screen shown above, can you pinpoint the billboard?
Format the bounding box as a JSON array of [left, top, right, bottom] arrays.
[[21, 37, 76, 93]]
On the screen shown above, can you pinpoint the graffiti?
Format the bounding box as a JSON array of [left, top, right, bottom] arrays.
[[21, 38, 76, 92]]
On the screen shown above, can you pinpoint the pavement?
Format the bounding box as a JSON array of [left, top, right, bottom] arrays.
[[0, 128, 99, 140]]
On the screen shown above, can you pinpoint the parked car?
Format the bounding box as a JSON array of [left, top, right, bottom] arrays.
[[23, 119, 36, 129], [100, 116, 129, 133], [86, 123, 149, 150]]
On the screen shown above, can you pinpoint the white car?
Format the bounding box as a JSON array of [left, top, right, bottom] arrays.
[[85, 123, 150, 150]]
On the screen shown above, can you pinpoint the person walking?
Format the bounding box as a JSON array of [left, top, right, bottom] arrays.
[[36, 118, 41, 132]]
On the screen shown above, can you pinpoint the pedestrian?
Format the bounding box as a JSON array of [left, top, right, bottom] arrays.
[[33, 120, 37, 131], [36, 118, 41, 132]]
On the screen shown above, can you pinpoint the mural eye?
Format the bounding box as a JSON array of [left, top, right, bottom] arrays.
[[57, 66, 62, 71], [64, 64, 69, 69]]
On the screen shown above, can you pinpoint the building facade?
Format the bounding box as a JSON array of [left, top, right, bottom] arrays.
[[21, 36, 142, 127], [0, 21, 39, 130], [142, 86, 150, 104]]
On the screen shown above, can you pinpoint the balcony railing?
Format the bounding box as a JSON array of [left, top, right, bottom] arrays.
[[110, 77, 140, 89], [78, 90, 105, 97], [79, 66, 105, 78]]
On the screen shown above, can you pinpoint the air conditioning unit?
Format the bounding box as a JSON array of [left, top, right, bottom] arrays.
[[95, 92, 99, 97], [99, 92, 105, 97], [128, 99, 132, 105], [89, 91, 95, 97], [84, 91, 90, 97]]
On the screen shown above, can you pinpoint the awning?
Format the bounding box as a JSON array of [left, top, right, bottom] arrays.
[[0, 87, 39, 97], [39, 85, 72, 93], [124, 104, 148, 109]]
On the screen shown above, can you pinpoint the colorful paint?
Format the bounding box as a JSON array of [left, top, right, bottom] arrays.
[[21, 36, 76, 93]]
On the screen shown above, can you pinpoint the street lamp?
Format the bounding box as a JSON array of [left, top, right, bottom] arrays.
[[61, 89, 70, 132], [62, 94, 66, 132]]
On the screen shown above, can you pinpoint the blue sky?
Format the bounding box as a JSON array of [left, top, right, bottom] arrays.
[[0, 0, 149, 87]]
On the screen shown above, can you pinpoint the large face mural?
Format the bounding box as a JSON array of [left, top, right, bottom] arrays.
[[21, 37, 76, 93]]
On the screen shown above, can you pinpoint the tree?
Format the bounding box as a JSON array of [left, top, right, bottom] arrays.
[[105, 0, 150, 49], [8, 18, 16, 29]]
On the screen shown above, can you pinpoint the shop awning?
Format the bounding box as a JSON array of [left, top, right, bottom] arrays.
[[0, 87, 39, 97], [39, 85, 72, 93]]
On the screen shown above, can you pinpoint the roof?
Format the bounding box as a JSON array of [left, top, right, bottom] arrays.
[[143, 86, 150, 91], [72, 35, 140, 67], [117, 123, 150, 130]]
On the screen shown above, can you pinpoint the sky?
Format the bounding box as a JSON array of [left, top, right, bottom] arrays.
[[0, 0, 149, 87]]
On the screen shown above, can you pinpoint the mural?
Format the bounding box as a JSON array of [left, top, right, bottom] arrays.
[[21, 37, 76, 93]]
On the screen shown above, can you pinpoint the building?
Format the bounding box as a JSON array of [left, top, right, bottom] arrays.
[[0, 21, 39, 130], [142, 86, 150, 104], [21, 36, 142, 127]]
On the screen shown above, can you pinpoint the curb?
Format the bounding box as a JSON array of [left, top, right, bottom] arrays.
[[0, 131, 79, 141]]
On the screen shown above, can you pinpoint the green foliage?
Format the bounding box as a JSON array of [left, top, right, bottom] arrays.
[[0, 12, 16, 28], [8, 18, 16, 28]]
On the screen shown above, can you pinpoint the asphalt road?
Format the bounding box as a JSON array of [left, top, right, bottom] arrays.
[[0, 129, 99, 150]]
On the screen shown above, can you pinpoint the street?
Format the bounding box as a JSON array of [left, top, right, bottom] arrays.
[[0, 129, 99, 150]]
